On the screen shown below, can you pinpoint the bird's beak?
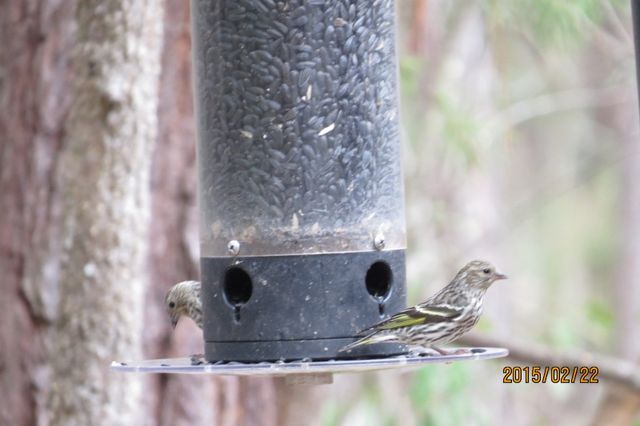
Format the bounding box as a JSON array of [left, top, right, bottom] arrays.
[[494, 272, 508, 281], [171, 314, 180, 329]]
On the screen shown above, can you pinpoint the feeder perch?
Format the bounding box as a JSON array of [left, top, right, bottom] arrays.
[[111, 348, 509, 382], [113, 0, 508, 374]]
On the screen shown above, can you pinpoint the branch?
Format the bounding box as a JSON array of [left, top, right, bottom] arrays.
[[482, 85, 630, 139], [458, 334, 640, 393]]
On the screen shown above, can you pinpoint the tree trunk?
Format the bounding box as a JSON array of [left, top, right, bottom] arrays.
[[142, 1, 280, 424], [590, 13, 640, 422], [47, 0, 164, 425], [590, 93, 640, 426], [0, 0, 74, 424], [2, 0, 284, 424]]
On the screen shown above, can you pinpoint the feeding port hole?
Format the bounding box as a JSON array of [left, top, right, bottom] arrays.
[[224, 266, 253, 322], [365, 261, 392, 315]]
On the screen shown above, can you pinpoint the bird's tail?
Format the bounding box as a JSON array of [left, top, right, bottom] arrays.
[[339, 333, 398, 353]]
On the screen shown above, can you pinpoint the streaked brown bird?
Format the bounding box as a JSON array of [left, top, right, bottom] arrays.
[[165, 280, 203, 329], [340, 260, 507, 355]]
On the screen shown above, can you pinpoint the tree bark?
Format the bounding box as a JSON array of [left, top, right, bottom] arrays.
[[590, 81, 640, 426], [142, 0, 205, 420], [2, 0, 285, 424], [47, 0, 164, 425], [0, 0, 74, 424], [143, 1, 280, 424]]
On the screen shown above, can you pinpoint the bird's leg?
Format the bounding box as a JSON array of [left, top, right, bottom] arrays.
[[432, 346, 449, 355], [407, 346, 440, 357], [432, 347, 470, 356]]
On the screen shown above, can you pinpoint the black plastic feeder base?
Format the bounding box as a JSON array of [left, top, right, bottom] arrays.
[[205, 340, 406, 362], [201, 250, 406, 362]]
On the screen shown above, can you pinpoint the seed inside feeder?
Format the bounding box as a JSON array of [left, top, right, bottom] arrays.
[[193, 0, 405, 257]]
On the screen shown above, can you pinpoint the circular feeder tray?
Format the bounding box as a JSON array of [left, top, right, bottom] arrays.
[[111, 347, 508, 380]]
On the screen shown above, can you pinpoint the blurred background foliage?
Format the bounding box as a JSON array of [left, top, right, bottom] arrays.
[[2, 0, 637, 424], [320, 0, 638, 424]]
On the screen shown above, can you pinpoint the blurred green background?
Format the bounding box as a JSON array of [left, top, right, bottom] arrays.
[[2, 0, 638, 425], [321, 1, 639, 424]]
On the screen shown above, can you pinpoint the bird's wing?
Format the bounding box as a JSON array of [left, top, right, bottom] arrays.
[[359, 304, 463, 334]]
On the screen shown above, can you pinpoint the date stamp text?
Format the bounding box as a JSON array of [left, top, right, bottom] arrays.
[[502, 366, 599, 384]]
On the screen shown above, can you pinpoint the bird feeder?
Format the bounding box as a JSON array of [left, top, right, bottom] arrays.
[[113, 0, 509, 374], [194, 0, 406, 362]]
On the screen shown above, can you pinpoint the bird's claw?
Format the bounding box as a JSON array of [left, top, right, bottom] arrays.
[[190, 353, 206, 365], [407, 347, 439, 357], [409, 347, 471, 358]]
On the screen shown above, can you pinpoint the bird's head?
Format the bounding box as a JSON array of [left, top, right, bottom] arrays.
[[165, 280, 200, 329], [455, 260, 507, 290]]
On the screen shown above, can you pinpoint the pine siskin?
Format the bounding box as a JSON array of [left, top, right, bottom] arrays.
[[165, 280, 203, 329], [340, 260, 507, 355]]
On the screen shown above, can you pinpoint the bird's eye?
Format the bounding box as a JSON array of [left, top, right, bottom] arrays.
[[482, 268, 491, 274], [168, 301, 175, 309]]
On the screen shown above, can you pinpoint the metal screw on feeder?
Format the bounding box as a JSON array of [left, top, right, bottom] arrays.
[[112, 0, 509, 376], [227, 240, 240, 256]]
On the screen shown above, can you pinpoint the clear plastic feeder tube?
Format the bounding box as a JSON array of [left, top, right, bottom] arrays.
[[192, 0, 405, 257]]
